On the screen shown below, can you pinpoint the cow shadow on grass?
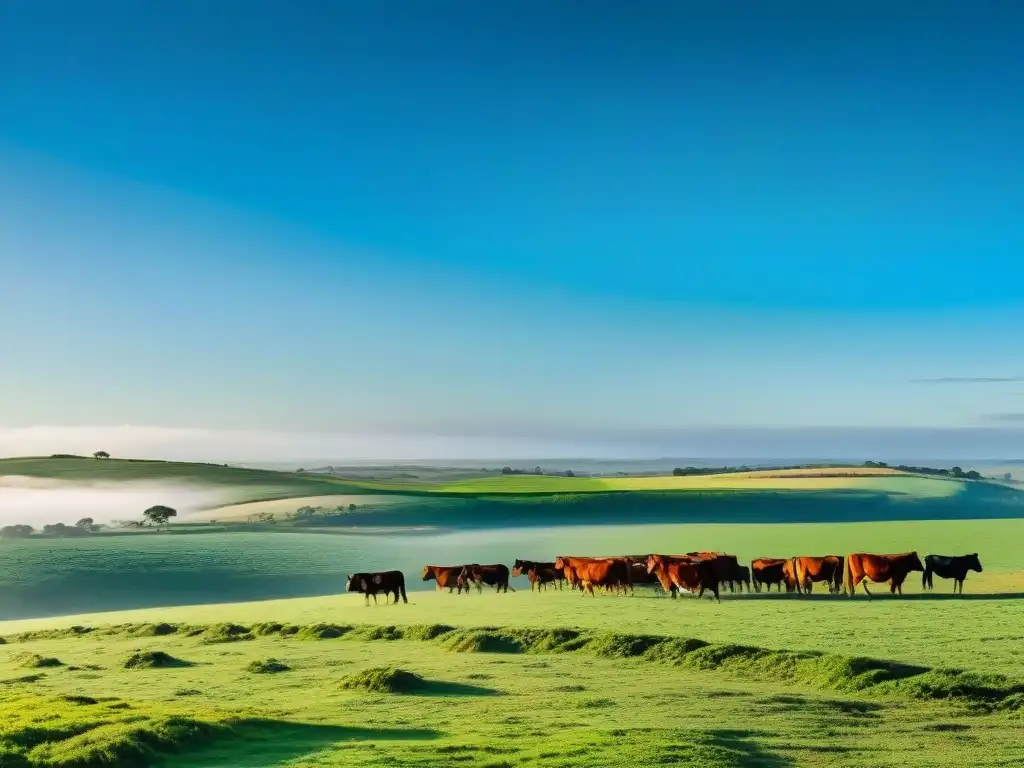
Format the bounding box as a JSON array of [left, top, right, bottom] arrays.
[[162, 720, 442, 768]]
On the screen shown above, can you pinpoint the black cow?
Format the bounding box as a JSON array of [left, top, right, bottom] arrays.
[[922, 553, 983, 594], [347, 570, 407, 605], [512, 559, 564, 591], [460, 563, 514, 593]]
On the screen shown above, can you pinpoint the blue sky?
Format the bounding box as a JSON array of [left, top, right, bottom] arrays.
[[2, 2, 1024, 460]]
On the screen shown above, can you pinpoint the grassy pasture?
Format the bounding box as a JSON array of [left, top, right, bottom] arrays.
[[1, 595, 1022, 767], [0, 456, 977, 501], [3, 517, 1022, 620], [430, 469, 961, 497]]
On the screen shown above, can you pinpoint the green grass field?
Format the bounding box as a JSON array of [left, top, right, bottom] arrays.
[[3, 456, 1023, 765], [0, 456, 980, 503], [3, 518, 1022, 619], [1, 588, 1022, 767]]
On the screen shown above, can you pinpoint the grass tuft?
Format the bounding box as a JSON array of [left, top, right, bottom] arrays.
[[200, 623, 254, 644], [22, 655, 63, 669], [246, 658, 291, 674], [340, 667, 424, 694], [123, 651, 192, 669], [441, 629, 525, 654], [294, 623, 352, 640]]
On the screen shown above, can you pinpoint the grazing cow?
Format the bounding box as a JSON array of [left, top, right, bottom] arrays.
[[422, 565, 471, 594], [460, 563, 514, 593], [512, 559, 564, 591], [844, 552, 925, 597], [554, 556, 632, 597], [646, 554, 720, 602], [793, 556, 844, 595], [346, 570, 407, 606], [923, 553, 983, 594], [750, 558, 797, 593]]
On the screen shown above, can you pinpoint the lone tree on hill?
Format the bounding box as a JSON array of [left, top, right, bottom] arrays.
[[143, 505, 177, 529], [93, 450, 110, 459]]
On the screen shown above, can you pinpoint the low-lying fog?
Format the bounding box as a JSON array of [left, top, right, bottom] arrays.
[[0, 476, 234, 527]]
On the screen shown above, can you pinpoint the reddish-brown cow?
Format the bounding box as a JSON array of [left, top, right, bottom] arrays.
[[421, 565, 471, 594], [553, 556, 632, 597], [794, 555, 844, 595], [844, 552, 924, 598], [646, 554, 720, 602]]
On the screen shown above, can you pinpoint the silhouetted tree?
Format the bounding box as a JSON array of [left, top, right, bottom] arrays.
[[965, 470, 982, 480], [535, 466, 543, 475], [1005, 472, 1013, 481], [75, 517, 99, 532], [501, 466, 513, 475], [951, 466, 965, 478], [143, 505, 177, 529], [0, 524, 34, 538], [565, 469, 575, 478], [93, 451, 110, 459]]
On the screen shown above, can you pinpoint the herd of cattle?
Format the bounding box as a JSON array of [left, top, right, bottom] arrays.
[[346, 551, 983, 605]]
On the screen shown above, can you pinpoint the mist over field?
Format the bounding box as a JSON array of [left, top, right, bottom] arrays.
[[0, 476, 232, 526]]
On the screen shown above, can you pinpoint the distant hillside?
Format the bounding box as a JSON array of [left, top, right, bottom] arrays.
[[0, 456, 375, 498]]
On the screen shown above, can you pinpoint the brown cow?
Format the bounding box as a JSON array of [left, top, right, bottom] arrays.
[[646, 554, 720, 602], [346, 570, 408, 606], [750, 558, 797, 593], [421, 565, 471, 594], [793, 555, 844, 595], [554, 556, 632, 597], [459, 563, 514, 593], [512, 559, 564, 591], [843, 552, 925, 598]]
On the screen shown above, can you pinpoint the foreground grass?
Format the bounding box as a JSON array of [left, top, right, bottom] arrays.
[[1, 615, 1022, 767]]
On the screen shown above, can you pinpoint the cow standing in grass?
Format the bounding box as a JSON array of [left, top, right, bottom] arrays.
[[750, 558, 798, 593], [459, 563, 514, 593], [346, 571, 407, 606], [512, 559, 564, 591], [645, 554, 720, 602], [422, 565, 472, 594], [793, 556, 844, 595], [843, 552, 924, 597], [922, 553, 983, 594]]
